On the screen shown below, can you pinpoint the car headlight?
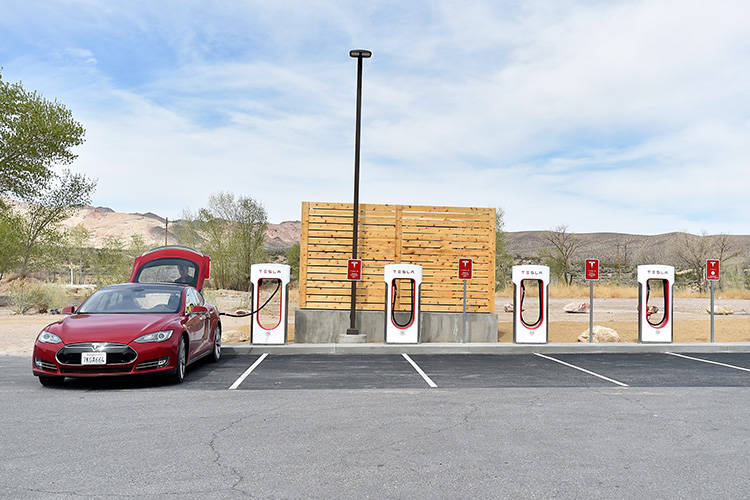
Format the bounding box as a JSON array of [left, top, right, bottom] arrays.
[[134, 330, 173, 343], [38, 331, 62, 344]]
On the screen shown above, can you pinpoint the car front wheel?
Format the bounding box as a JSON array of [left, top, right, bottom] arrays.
[[210, 325, 221, 362], [167, 337, 187, 384]]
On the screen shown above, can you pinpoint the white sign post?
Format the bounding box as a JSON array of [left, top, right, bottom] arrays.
[[706, 259, 720, 343], [585, 259, 599, 343], [458, 259, 473, 343]]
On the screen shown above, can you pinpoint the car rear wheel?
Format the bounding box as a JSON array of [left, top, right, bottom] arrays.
[[38, 375, 64, 387], [167, 338, 187, 384], [210, 325, 221, 362]]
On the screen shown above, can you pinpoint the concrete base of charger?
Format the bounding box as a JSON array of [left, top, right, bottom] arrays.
[[294, 308, 499, 343]]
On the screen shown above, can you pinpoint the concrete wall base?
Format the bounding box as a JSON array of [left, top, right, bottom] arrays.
[[294, 308, 499, 343], [337, 333, 368, 343]]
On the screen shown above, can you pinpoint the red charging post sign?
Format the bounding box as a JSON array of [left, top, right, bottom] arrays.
[[347, 259, 362, 281], [706, 259, 720, 281], [458, 259, 473, 280], [585, 259, 599, 280]]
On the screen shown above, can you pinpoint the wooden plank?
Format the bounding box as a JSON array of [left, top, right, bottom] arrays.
[[301, 300, 493, 313], [299, 202, 309, 308], [489, 221, 496, 312], [394, 206, 402, 263], [308, 208, 397, 218], [307, 215, 397, 224], [304, 259, 493, 270], [304, 293, 489, 305], [305, 288, 492, 302], [308, 224, 397, 234], [308, 201, 491, 213], [400, 227, 493, 237]]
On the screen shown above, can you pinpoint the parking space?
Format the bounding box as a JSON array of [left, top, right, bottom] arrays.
[[674, 352, 750, 371], [230, 354, 429, 390], [553, 353, 750, 387], [409, 354, 614, 388], [182, 354, 264, 390]]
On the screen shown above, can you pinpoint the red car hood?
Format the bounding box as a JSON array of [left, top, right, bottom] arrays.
[[52, 314, 181, 344]]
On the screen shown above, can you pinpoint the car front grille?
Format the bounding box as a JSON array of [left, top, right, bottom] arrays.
[[56, 343, 138, 365]]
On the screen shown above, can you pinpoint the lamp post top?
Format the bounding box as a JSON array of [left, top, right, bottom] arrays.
[[349, 49, 372, 58]]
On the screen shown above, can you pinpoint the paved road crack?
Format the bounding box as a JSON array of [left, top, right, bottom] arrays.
[[208, 415, 253, 497]]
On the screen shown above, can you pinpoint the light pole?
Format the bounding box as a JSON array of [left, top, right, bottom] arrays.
[[346, 49, 371, 336]]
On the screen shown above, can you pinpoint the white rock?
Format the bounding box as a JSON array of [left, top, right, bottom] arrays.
[[706, 306, 734, 315], [577, 325, 621, 343], [564, 301, 590, 313]]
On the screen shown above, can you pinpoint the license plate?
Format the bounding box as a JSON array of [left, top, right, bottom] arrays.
[[81, 352, 107, 365]]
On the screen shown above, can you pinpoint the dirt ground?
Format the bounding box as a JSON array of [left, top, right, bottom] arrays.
[[496, 296, 750, 342], [2, 293, 748, 356]]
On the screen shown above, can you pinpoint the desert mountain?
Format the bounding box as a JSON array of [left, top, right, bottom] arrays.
[[54, 204, 301, 251], [505, 231, 750, 266], [12, 202, 749, 263]]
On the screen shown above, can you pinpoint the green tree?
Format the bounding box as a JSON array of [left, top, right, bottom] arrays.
[[495, 208, 514, 290], [198, 192, 268, 290], [0, 71, 86, 200], [0, 207, 24, 280], [91, 237, 130, 286], [197, 209, 234, 289], [127, 234, 149, 261], [63, 224, 90, 284], [172, 209, 202, 249], [286, 243, 300, 282], [16, 170, 96, 275]]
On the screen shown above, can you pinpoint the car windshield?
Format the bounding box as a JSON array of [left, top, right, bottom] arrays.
[[77, 285, 183, 314]]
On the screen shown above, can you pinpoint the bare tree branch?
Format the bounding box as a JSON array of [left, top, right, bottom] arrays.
[[542, 225, 584, 285]]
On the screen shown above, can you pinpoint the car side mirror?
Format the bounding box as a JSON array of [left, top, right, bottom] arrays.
[[62, 306, 76, 314], [191, 305, 208, 314]]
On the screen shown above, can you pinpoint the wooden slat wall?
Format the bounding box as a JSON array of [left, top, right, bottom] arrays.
[[299, 202, 495, 313]]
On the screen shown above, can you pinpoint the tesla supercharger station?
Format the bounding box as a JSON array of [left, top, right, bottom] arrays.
[[384, 264, 422, 344], [638, 265, 674, 343], [512, 265, 550, 344], [250, 263, 290, 345]]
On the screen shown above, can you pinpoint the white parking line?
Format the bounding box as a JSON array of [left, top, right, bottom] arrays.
[[533, 353, 629, 387], [228, 353, 269, 390], [402, 353, 438, 388], [666, 352, 750, 373]]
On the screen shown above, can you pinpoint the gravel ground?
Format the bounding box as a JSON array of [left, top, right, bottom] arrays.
[[2, 297, 748, 356]]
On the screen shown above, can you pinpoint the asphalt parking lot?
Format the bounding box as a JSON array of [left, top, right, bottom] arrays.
[[6, 352, 750, 391], [3, 353, 750, 498]]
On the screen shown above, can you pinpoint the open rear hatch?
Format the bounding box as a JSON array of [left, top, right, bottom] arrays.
[[130, 246, 210, 291]]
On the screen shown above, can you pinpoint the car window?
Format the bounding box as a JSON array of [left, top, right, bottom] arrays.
[[184, 289, 197, 311], [135, 258, 199, 287], [194, 289, 205, 306], [78, 285, 183, 314]]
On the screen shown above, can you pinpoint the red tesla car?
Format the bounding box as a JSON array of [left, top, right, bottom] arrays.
[[32, 246, 221, 386]]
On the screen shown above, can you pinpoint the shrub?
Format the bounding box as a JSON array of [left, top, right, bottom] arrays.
[[8, 280, 49, 314], [40, 283, 70, 311]]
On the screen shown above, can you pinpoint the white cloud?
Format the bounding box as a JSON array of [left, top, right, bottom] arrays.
[[3, 0, 749, 235], [63, 48, 97, 65]]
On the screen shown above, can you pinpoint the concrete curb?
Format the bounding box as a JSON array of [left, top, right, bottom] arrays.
[[223, 342, 750, 355]]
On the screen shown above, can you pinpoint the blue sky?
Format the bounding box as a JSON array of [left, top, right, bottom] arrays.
[[2, 0, 749, 234]]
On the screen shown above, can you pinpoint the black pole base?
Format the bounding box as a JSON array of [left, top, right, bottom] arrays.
[[346, 328, 360, 335]]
